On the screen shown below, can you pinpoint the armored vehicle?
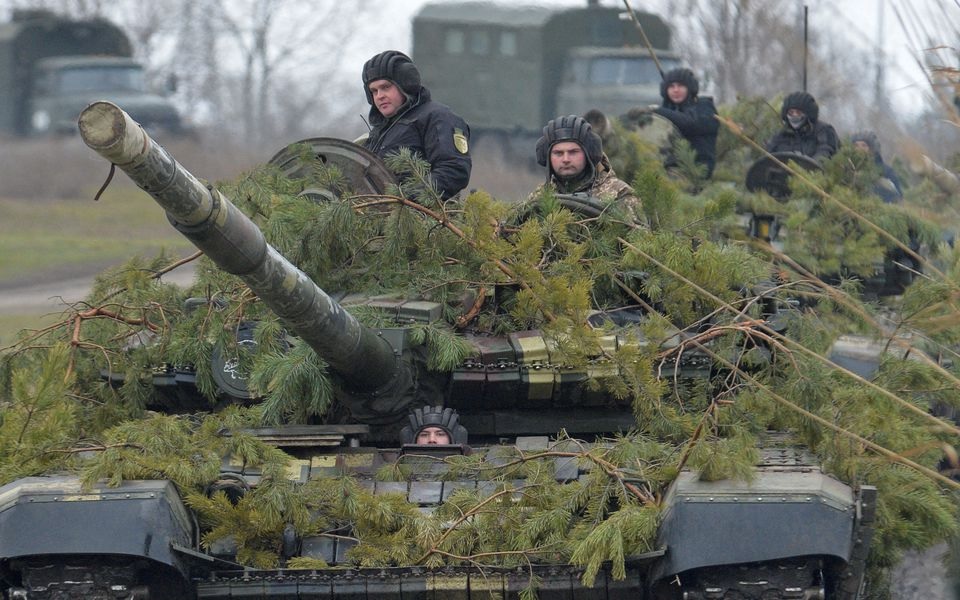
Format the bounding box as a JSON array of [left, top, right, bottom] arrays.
[[0, 9, 182, 136], [6, 102, 958, 599]]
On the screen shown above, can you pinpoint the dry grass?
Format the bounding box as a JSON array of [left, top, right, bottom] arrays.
[[0, 134, 267, 200], [0, 190, 195, 285]]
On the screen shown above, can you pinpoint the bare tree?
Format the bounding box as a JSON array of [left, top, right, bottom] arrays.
[[666, 1, 902, 139], [205, 0, 373, 145], [670, 0, 807, 105]]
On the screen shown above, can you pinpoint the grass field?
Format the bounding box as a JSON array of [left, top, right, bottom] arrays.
[[0, 187, 195, 344], [0, 189, 194, 285], [0, 136, 262, 346], [0, 139, 205, 344]]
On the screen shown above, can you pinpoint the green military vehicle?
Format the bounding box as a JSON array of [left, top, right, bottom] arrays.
[[0, 9, 182, 137], [411, 1, 680, 152], [0, 102, 888, 599]]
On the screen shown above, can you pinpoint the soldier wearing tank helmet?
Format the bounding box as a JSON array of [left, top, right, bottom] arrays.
[[651, 67, 719, 177], [766, 91, 839, 163], [399, 405, 469, 448], [528, 115, 645, 227], [361, 50, 472, 200]]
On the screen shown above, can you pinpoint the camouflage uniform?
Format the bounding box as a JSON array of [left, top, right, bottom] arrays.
[[528, 155, 644, 227], [529, 115, 645, 228]]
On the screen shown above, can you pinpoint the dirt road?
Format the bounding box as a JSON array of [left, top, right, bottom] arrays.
[[0, 267, 196, 315]]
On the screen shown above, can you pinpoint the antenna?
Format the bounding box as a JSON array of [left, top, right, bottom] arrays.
[[621, 0, 664, 79], [874, 0, 886, 110], [803, 5, 809, 92]]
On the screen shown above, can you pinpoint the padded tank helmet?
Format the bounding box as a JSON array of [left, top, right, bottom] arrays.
[[535, 115, 603, 172], [660, 67, 699, 100], [399, 405, 469, 445], [780, 91, 819, 124], [362, 50, 422, 106]]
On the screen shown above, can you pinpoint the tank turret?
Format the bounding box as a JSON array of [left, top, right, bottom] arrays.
[[79, 101, 417, 424], [77, 101, 697, 438]]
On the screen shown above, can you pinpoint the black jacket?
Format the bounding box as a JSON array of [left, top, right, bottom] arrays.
[[851, 132, 903, 203], [766, 120, 839, 162], [365, 86, 471, 200], [875, 160, 904, 203], [654, 96, 719, 177]]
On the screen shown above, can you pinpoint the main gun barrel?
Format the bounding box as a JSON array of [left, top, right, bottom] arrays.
[[78, 101, 405, 400]]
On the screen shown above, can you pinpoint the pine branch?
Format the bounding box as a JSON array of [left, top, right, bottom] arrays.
[[718, 115, 946, 280], [621, 237, 960, 438]]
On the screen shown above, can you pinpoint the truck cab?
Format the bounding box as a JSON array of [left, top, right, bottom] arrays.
[[0, 9, 183, 137], [556, 47, 682, 119], [412, 1, 674, 136], [29, 56, 181, 136]]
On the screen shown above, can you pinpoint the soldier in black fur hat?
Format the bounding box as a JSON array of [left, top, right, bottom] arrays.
[[361, 50, 472, 200], [652, 67, 719, 177], [766, 91, 839, 163]]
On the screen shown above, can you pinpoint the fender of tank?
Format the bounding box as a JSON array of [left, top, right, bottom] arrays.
[[0, 102, 878, 599], [0, 476, 195, 598], [651, 438, 877, 597]]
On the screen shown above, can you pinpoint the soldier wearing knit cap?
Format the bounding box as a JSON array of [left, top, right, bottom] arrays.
[[361, 50, 472, 200], [766, 91, 839, 163], [652, 67, 719, 177], [851, 131, 903, 203]]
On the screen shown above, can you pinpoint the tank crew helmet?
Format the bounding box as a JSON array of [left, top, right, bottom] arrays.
[[399, 405, 469, 445], [780, 91, 819, 128], [660, 67, 699, 101], [535, 115, 603, 180], [362, 50, 422, 106]]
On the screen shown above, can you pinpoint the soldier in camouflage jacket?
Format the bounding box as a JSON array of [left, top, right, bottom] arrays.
[[527, 115, 645, 228]]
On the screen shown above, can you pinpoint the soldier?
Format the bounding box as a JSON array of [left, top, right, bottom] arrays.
[[651, 67, 719, 177], [361, 50, 472, 200], [530, 115, 645, 227], [766, 91, 839, 162], [399, 405, 469, 446], [850, 131, 903, 203]]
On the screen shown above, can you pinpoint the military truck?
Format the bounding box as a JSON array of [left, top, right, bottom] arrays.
[[411, 1, 680, 153], [0, 9, 182, 137]]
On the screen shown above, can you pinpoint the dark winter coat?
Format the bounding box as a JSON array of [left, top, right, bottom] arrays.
[[766, 91, 839, 162], [874, 160, 904, 203], [654, 96, 719, 177], [851, 131, 903, 203], [365, 86, 472, 200], [766, 120, 839, 162]]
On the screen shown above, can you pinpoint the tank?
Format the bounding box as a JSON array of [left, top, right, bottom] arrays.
[[0, 101, 929, 599]]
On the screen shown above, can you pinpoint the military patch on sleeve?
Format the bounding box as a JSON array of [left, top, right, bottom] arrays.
[[453, 128, 469, 154]]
